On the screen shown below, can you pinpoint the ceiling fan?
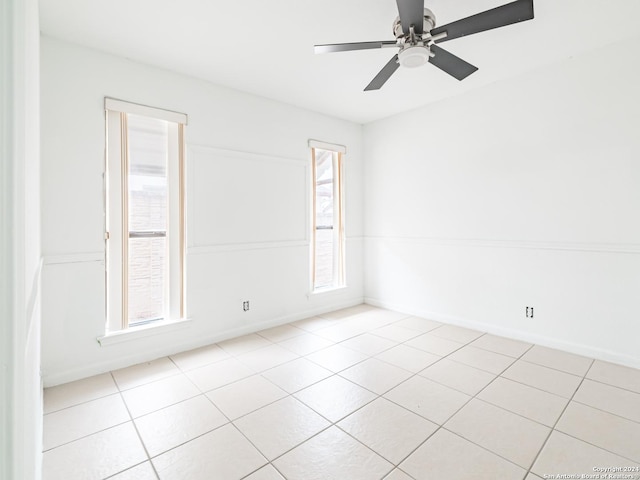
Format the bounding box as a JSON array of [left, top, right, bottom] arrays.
[[314, 0, 534, 91]]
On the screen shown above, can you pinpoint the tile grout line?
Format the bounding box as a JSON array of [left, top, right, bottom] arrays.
[[376, 341, 539, 474], [378, 339, 533, 470], [41, 309, 640, 480], [550, 430, 640, 466], [177, 323, 396, 477], [43, 373, 153, 461], [101, 460, 154, 480], [580, 374, 640, 397], [231, 316, 435, 477], [124, 356, 302, 472], [514, 357, 593, 378], [496, 369, 581, 399], [441, 342, 544, 466], [103, 336, 640, 479], [539, 360, 640, 466], [569, 397, 640, 426], [111, 370, 161, 480], [40, 418, 131, 454], [43, 384, 122, 416], [229, 388, 336, 479], [300, 332, 506, 473], [230, 327, 424, 477], [254, 396, 385, 477], [522, 358, 596, 479]]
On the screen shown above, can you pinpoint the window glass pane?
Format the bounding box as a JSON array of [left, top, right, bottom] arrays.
[[315, 150, 334, 228], [127, 114, 168, 232], [314, 149, 335, 288], [128, 237, 167, 324], [126, 113, 169, 324]]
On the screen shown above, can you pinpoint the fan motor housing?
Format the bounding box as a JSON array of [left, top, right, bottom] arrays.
[[393, 8, 436, 39]]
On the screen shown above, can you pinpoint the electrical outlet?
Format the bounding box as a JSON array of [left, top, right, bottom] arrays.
[[525, 306, 534, 318], [243, 301, 250, 312]]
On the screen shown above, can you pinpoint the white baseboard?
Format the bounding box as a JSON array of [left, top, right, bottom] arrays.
[[364, 297, 640, 370], [43, 296, 364, 387]]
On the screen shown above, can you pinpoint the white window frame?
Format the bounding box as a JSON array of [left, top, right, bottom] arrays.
[[310, 140, 346, 292], [104, 98, 187, 332]]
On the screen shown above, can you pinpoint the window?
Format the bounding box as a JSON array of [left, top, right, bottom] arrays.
[[311, 142, 345, 291], [105, 99, 187, 331]]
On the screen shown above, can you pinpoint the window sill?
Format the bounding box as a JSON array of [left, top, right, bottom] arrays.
[[308, 285, 348, 298], [97, 317, 193, 347]]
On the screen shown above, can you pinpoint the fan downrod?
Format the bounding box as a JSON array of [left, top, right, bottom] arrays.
[[392, 8, 436, 43]]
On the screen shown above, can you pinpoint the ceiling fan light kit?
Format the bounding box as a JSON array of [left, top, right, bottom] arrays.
[[314, 0, 534, 90], [398, 46, 431, 68]]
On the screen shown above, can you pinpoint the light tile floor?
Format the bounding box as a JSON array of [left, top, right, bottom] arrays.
[[42, 305, 640, 480]]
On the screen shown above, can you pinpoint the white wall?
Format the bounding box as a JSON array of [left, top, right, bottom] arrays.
[[363, 37, 640, 368], [0, 0, 42, 478], [40, 37, 364, 386]]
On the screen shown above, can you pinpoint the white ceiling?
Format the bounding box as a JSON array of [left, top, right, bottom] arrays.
[[39, 0, 640, 124]]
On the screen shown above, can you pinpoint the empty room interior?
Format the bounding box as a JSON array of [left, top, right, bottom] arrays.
[[2, 0, 640, 479]]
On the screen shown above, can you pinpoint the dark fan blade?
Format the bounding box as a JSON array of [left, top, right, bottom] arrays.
[[431, 0, 534, 44], [364, 55, 400, 91], [314, 41, 397, 54], [428, 45, 478, 80], [396, 0, 425, 35]]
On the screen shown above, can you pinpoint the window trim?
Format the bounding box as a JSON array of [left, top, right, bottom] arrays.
[[104, 98, 187, 332], [308, 139, 346, 155], [97, 317, 193, 347], [105, 98, 187, 124]]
